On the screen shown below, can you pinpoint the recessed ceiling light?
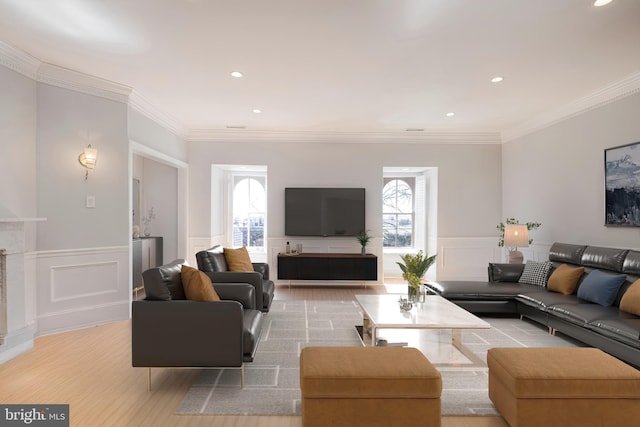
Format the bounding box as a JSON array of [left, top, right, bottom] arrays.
[[446, 112, 455, 117], [252, 109, 262, 114], [491, 76, 504, 83], [230, 71, 243, 78], [594, 0, 613, 6]]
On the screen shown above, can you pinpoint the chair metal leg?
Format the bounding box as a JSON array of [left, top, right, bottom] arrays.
[[240, 365, 245, 389]]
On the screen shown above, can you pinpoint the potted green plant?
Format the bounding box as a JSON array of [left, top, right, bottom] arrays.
[[397, 250, 437, 301], [356, 230, 371, 255]]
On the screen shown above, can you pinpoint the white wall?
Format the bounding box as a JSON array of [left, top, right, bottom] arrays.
[[128, 108, 189, 261], [0, 65, 37, 232], [128, 108, 187, 163], [34, 83, 130, 336], [502, 92, 640, 250], [141, 157, 178, 263], [36, 83, 130, 250], [188, 139, 503, 280]]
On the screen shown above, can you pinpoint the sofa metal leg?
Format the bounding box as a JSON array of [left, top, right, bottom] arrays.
[[240, 365, 245, 389], [147, 368, 151, 391]]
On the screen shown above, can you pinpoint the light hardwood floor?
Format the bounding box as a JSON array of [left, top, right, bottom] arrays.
[[0, 284, 508, 427]]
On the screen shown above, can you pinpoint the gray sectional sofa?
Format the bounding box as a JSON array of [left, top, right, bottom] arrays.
[[426, 242, 640, 368]]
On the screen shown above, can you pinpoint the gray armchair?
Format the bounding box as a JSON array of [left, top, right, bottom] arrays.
[[196, 246, 275, 312], [132, 259, 263, 389]]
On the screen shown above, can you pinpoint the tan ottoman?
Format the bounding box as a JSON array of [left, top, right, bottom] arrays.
[[300, 346, 442, 427], [488, 347, 640, 427]]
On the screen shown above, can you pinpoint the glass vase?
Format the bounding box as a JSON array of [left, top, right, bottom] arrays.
[[408, 284, 426, 302], [408, 285, 418, 302]]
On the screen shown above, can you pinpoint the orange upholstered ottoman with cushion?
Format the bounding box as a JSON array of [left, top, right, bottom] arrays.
[[488, 347, 640, 427], [300, 346, 442, 427]]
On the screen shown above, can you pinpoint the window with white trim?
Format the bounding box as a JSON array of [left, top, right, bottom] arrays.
[[232, 176, 266, 250], [382, 178, 415, 248]]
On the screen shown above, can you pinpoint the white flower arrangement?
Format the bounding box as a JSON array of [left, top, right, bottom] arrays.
[[142, 207, 156, 227]]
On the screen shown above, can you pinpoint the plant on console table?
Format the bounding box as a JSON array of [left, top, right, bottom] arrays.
[[356, 230, 371, 255], [397, 250, 436, 302]]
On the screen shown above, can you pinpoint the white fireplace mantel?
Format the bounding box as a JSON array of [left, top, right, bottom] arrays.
[[0, 217, 45, 361]]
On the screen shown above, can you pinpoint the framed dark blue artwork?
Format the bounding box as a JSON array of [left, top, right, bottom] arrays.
[[605, 141, 640, 226]]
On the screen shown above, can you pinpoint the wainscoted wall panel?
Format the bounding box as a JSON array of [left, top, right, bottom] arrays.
[[51, 261, 119, 302], [436, 239, 553, 281], [36, 246, 129, 336], [436, 237, 501, 281], [519, 243, 552, 263]]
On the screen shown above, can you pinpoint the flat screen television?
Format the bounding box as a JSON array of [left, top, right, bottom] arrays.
[[285, 187, 365, 237]]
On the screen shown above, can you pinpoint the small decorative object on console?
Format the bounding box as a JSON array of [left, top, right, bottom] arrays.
[[142, 207, 156, 237], [356, 229, 371, 255], [398, 297, 413, 311]]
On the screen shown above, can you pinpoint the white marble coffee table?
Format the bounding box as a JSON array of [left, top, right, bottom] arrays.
[[355, 294, 491, 365]]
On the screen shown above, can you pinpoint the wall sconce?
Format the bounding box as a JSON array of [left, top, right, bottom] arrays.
[[78, 144, 98, 180], [503, 224, 529, 264]]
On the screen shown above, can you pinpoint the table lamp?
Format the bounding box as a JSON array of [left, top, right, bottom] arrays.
[[504, 224, 529, 264]]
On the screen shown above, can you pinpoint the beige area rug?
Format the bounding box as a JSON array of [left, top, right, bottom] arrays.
[[176, 299, 582, 416]]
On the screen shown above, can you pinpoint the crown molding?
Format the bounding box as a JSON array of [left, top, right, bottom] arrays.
[[502, 72, 640, 142], [36, 62, 132, 103], [0, 42, 41, 80], [0, 42, 133, 104], [128, 90, 186, 139], [5, 42, 637, 146], [186, 128, 502, 144]]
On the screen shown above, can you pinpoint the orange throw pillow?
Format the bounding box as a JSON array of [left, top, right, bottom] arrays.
[[620, 279, 640, 316], [547, 264, 584, 295], [181, 265, 220, 301], [224, 246, 254, 272]]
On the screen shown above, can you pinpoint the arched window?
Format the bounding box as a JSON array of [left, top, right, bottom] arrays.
[[382, 178, 414, 247], [232, 177, 265, 249]]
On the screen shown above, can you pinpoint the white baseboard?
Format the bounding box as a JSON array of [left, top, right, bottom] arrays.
[[0, 326, 35, 364], [36, 300, 129, 337]]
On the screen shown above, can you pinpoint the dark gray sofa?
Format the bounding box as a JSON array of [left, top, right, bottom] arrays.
[[426, 242, 640, 368], [196, 246, 275, 312], [132, 259, 263, 388]]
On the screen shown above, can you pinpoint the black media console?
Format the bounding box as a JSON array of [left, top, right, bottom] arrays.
[[277, 252, 378, 281]]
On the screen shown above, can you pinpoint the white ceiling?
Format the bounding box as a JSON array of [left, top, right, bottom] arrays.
[[1, 0, 639, 136]]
